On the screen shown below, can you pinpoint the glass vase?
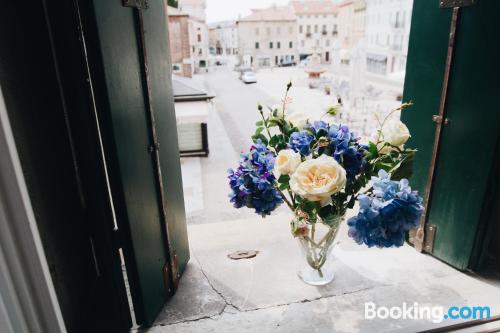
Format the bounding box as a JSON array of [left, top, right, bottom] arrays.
[[294, 215, 344, 286]]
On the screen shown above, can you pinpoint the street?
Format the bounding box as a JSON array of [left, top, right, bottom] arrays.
[[181, 64, 404, 225]]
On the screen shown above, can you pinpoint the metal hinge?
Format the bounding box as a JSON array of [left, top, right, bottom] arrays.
[[439, 0, 478, 8], [122, 0, 149, 9], [162, 251, 180, 296], [423, 224, 437, 253], [432, 115, 449, 125]]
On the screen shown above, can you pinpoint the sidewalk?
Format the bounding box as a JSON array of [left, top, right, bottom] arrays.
[[141, 212, 500, 333]]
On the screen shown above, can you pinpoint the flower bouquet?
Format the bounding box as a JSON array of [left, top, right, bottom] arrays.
[[228, 83, 424, 285]]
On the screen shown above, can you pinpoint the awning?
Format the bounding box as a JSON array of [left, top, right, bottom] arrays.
[[367, 53, 388, 62]]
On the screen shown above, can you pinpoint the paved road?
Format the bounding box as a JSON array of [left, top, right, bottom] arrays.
[[203, 66, 278, 155], [182, 67, 289, 224]]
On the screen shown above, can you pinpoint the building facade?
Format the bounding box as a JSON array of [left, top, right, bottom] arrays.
[[188, 18, 210, 71], [291, 0, 339, 63], [166, 5, 193, 77], [237, 5, 298, 68], [364, 0, 412, 75], [208, 21, 239, 56], [178, 0, 206, 21], [337, 0, 366, 63], [175, 0, 209, 72]]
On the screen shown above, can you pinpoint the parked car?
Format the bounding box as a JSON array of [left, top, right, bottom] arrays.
[[241, 71, 257, 84], [299, 56, 312, 68], [279, 59, 297, 67], [234, 65, 253, 79]]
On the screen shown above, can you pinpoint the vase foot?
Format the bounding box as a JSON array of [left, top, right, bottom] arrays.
[[297, 267, 335, 286]]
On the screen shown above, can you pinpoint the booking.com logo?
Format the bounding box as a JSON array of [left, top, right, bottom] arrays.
[[365, 302, 491, 323]]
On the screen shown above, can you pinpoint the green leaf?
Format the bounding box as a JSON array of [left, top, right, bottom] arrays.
[[255, 120, 264, 126], [279, 182, 290, 190], [368, 142, 378, 158], [252, 133, 268, 145], [276, 142, 287, 151], [316, 128, 328, 139], [326, 106, 338, 117], [255, 127, 264, 135], [278, 174, 290, 183], [390, 153, 415, 180], [269, 135, 280, 147]]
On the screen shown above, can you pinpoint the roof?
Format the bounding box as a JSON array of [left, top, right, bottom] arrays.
[[290, 1, 338, 15], [208, 20, 237, 30], [239, 5, 296, 22], [338, 0, 355, 8], [178, 0, 205, 6], [166, 5, 188, 17], [172, 75, 215, 102]]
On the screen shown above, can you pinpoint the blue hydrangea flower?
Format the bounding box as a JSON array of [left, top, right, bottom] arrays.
[[228, 141, 283, 216], [289, 131, 314, 156], [305, 120, 328, 133], [347, 170, 424, 248], [327, 124, 365, 182]]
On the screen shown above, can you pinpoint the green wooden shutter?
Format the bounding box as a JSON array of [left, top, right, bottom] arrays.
[[87, 0, 189, 326], [403, 0, 500, 269]]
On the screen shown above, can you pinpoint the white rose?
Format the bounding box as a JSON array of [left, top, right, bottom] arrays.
[[289, 154, 346, 205], [276, 149, 301, 175], [375, 120, 411, 153], [286, 112, 309, 130]]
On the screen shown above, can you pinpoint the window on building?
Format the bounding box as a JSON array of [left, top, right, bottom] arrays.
[[289, 41, 293, 48], [266, 27, 271, 35], [255, 27, 259, 35], [314, 25, 318, 33], [322, 24, 327, 33], [299, 25, 303, 33], [300, 40, 305, 47], [269, 41, 273, 49], [326, 39, 330, 47], [277, 41, 281, 49], [255, 42, 259, 49], [197, 34, 201, 42], [306, 25, 311, 33]]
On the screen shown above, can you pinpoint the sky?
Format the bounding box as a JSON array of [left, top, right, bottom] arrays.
[[206, 0, 290, 23]]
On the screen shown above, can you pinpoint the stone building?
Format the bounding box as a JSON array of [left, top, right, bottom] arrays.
[[237, 5, 298, 68], [291, 0, 339, 63], [208, 21, 239, 56], [178, 0, 206, 21], [337, 0, 366, 64], [364, 0, 412, 75], [166, 5, 193, 77], [176, 0, 209, 72]]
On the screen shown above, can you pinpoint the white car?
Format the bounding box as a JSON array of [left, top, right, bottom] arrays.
[[241, 71, 257, 84]]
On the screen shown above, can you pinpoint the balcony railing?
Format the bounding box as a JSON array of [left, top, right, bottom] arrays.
[[321, 30, 328, 36], [306, 32, 312, 38]]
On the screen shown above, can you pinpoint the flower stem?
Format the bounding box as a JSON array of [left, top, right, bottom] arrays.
[[259, 109, 273, 140], [277, 189, 294, 210]]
